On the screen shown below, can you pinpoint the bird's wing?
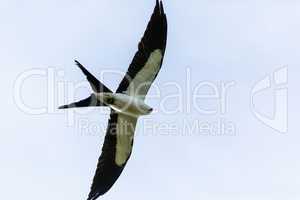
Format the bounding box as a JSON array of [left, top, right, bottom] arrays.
[[87, 111, 138, 200], [116, 0, 167, 100]]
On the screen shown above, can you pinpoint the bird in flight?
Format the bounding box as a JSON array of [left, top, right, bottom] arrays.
[[59, 0, 167, 199]]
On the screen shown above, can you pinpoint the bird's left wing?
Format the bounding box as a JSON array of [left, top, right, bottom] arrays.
[[87, 111, 138, 200], [116, 0, 167, 99]]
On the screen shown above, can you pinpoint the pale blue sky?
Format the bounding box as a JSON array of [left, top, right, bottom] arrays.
[[1, 0, 300, 199]]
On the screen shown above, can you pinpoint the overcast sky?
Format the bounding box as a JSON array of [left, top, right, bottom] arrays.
[[1, 0, 300, 199]]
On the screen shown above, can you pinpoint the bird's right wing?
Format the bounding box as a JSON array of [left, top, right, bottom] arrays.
[[87, 111, 138, 200], [116, 0, 167, 100]]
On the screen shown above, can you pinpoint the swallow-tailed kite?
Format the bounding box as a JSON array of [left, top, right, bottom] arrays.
[[59, 1, 167, 199]]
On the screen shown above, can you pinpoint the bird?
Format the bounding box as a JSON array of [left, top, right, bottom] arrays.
[[59, 0, 167, 199]]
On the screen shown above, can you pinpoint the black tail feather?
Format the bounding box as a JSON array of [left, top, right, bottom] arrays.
[[74, 60, 112, 93], [59, 94, 105, 109]]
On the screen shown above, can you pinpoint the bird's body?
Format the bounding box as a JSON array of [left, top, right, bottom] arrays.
[[96, 93, 153, 117], [59, 1, 167, 199]]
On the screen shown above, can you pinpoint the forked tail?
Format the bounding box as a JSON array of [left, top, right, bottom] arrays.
[[58, 60, 113, 109]]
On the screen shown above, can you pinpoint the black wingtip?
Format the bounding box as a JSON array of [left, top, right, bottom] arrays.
[[160, 1, 165, 14], [87, 192, 101, 200], [154, 0, 159, 13]]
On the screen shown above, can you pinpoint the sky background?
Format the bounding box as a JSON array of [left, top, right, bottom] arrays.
[[1, 0, 300, 199]]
